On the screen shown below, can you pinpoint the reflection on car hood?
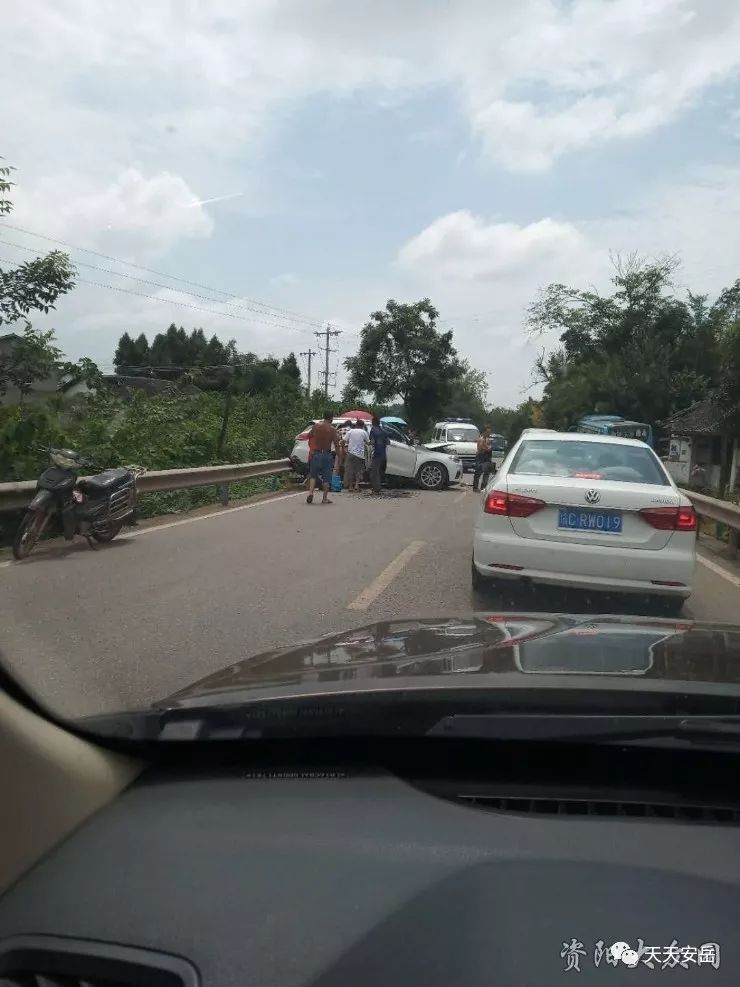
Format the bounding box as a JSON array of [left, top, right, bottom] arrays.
[[424, 441, 477, 452], [157, 614, 740, 709]]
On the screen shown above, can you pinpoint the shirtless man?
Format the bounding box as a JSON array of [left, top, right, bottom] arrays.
[[307, 411, 340, 504], [473, 425, 493, 492]]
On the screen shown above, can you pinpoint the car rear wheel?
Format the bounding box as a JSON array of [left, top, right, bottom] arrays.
[[416, 461, 448, 491]]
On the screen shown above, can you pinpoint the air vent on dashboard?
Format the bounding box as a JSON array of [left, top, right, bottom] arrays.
[[457, 795, 740, 823], [0, 936, 199, 987]]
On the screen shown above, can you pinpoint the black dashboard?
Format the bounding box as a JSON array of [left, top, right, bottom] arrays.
[[1, 742, 739, 986]]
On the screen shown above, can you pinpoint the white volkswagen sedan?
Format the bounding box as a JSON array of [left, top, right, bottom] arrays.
[[472, 430, 696, 613]]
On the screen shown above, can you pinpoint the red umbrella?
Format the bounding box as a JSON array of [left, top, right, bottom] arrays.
[[341, 409, 372, 421]]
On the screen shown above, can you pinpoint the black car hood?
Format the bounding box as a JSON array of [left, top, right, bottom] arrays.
[[157, 614, 740, 710]]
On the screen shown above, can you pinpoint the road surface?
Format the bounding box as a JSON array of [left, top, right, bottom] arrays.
[[3, 480, 740, 718]]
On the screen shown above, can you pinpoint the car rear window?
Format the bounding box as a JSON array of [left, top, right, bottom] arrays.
[[510, 439, 670, 485]]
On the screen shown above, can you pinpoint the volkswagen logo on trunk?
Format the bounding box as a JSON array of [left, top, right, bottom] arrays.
[[585, 489, 601, 504]]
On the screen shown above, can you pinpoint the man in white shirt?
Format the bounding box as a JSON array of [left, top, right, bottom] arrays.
[[344, 420, 369, 492]]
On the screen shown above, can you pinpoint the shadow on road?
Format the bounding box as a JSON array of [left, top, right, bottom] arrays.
[[472, 580, 684, 619], [11, 535, 136, 566]]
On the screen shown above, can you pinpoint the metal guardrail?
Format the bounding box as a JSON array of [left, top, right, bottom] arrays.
[[0, 459, 292, 513], [681, 488, 740, 559]]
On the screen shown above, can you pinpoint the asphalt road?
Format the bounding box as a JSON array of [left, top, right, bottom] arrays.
[[3, 478, 740, 718]]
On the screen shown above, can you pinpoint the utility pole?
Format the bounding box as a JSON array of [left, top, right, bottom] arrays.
[[299, 348, 317, 398], [314, 324, 342, 399]]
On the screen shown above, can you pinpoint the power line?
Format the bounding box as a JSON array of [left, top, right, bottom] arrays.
[[0, 220, 325, 328], [0, 253, 313, 332], [0, 236, 319, 334], [0, 253, 315, 333]]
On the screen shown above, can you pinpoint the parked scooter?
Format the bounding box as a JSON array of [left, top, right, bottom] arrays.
[[12, 447, 145, 560]]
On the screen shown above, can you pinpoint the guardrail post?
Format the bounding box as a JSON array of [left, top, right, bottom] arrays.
[[729, 528, 739, 561], [219, 483, 230, 506]]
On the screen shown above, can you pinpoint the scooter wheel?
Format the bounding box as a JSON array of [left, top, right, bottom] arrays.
[[91, 520, 124, 543], [12, 510, 49, 560]]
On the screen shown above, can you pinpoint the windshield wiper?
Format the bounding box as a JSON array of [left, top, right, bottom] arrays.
[[427, 714, 740, 749]]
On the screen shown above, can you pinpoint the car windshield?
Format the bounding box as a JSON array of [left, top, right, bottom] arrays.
[[382, 424, 408, 443], [510, 440, 670, 485], [448, 428, 479, 442], [1, 3, 737, 739]]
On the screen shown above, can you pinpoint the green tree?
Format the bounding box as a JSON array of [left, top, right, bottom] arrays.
[[132, 332, 151, 367], [344, 298, 463, 429], [113, 332, 137, 370], [0, 326, 62, 402], [713, 279, 740, 437], [114, 331, 152, 371], [0, 250, 76, 330], [439, 360, 488, 423], [280, 352, 302, 390], [0, 157, 14, 216], [150, 324, 190, 366], [0, 156, 75, 330], [61, 356, 103, 391], [115, 327, 241, 373], [202, 333, 229, 366], [340, 381, 362, 408], [528, 255, 718, 430]]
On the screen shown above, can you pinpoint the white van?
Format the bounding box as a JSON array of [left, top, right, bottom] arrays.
[[427, 420, 479, 471], [426, 419, 508, 473]]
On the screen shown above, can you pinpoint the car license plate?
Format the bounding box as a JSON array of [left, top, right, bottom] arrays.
[[558, 508, 622, 534]]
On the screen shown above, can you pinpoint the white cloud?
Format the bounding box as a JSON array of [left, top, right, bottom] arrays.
[[10, 169, 214, 254], [394, 164, 740, 403], [398, 210, 587, 281], [4, 0, 740, 195], [3, 0, 740, 407], [269, 0, 740, 170]]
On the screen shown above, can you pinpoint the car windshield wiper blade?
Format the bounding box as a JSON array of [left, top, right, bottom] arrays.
[[427, 714, 740, 747]]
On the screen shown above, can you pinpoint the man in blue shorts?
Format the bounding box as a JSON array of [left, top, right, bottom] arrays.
[[307, 411, 340, 504]]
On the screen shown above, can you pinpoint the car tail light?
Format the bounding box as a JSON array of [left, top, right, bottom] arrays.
[[676, 507, 697, 531], [639, 506, 697, 531], [484, 492, 545, 517]]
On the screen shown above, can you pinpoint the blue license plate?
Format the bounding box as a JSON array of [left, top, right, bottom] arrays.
[[558, 508, 622, 534]]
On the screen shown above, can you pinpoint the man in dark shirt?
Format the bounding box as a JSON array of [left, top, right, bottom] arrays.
[[307, 411, 340, 504], [368, 415, 390, 495]]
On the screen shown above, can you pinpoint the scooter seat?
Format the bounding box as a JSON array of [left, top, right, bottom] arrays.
[[80, 469, 132, 494]]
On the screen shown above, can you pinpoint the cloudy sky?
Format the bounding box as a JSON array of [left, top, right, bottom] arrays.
[[3, 0, 740, 405]]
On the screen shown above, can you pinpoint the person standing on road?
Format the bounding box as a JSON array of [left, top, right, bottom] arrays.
[[344, 420, 369, 493], [368, 415, 390, 495], [307, 411, 340, 504], [473, 425, 493, 492], [304, 424, 318, 487], [336, 422, 350, 476]]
